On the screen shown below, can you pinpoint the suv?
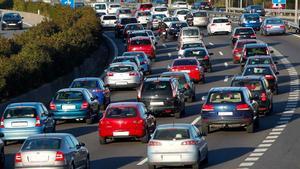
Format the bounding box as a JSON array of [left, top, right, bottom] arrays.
[[231, 27, 256, 46], [115, 17, 138, 38], [179, 27, 203, 45], [231, 76, 273, 115], [191, 11, 209, 27], [137, 77, 185, 118], [201, 87, 259, 134]]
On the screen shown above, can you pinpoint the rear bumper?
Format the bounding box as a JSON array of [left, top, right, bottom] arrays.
[[15, 165, 67, 169], [266, 29, 285, 34], [201, 117, 253, 126], [241, 23, 261, 30], [0, 127, 43, 141], [99, 128, 145, 138], [52, 110, 89, 120], [106, 82, 140, 89], [148, 152, 198, 166]]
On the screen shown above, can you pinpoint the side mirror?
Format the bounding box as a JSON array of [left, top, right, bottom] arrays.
[[275, 72, 279, 75], [76, 142, 85, 149]]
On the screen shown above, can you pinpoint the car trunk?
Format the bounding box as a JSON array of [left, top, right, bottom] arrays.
[[54, 100, 83, 112], [21, 150, 58, 166]]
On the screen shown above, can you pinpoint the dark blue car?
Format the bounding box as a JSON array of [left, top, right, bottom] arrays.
[[200, 87, 259, 134], [239, 13, 261, 31]]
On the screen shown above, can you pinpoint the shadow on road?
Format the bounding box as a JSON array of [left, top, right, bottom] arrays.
[[90, 156, 142, 169]]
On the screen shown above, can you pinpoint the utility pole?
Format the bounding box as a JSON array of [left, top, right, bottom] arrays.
[[295, 0, 299, 25], [240, 0, 242, 8], [225, 0, 228, 12]]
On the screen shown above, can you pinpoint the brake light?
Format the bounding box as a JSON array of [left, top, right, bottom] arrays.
[[81, 101, 89, 109], [265, 75, 274, 80], [92, 89, 102, 93], [233, 49, 239, 53], [236, 103, 250, 111], [133, 119, 144, 124], [50, 101, 56, 110], [233, 35, 240, 39], [55, 151, 65, 161], [204, 55, 209, 60], [107, 72, 114, 76], [15, 153, 22, 163], [250, 34, 256, 38], [35, 116, 41, 127], [202, 104, 214, 111], [261, 92, 267, 102], [0, 117, 4, 128], [264, 25, 272, 29], [280, 25, 285, 29], [181, 140, 197, 145], [148, 141, 162, 146], [129, 72, 139, 76]]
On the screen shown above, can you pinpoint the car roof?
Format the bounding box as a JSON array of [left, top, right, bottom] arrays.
[[130, 30, 147, 33], [130, 36, 151, 40], [245, 43, 268, 48], [7, 102, 42, 108], [145, 77, 172, 82], [27, 133, 74, 140], [234, 27, 254, 30], [248, 55, 272, 59], [157, 123, 192, 129], [161, 71, 186, 76], [182, 40, 204, 44], [245, 64, 272, 68], [126, 23, 142, 26], [212, 16, 228, 20], [183, 47, 207, 51], [57, 88, 87, 92], [181, 26, 199, 30], [115, 55, 136, 59], [209, 87, 247, 92], [170, 21, 188, 24], [237, 39, 257, 43], [242, 13, 260, 16], [174, 57, 197, 61], [110, 62, 137, 67], [73, 77, 101, 81], [265, 17, 283, 21], [233, 75, 264, 81]]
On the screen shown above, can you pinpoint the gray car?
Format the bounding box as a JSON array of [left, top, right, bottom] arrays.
[[192, 11, 208, 27], [260, 17, 286, 35], [14, 133, 89, 169], [122, 51, 151, 74], [147, 123, 208, 169]]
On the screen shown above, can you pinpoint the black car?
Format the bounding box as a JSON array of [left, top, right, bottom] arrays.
[[244, 5, 266, 16], [231, 27, 256, 46], [160, 71, 196, 102], [182, 47, 213, 72], [137, 77, 185, 118], [167, 21, 189, 39], [231, 76, 273, 115], [1, 13, 23, 30], [201, 87, 259, 134], [115, 17, 138, 38], [242, 64, 279, 94]]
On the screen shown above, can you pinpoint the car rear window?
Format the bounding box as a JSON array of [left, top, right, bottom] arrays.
[[142, 81, 172, 93], [103, 16, 116, 20], [55, 91, 84, 101], [171, 22, 188, 28], [138, 11, 151, 16], [235, 28, 254, 35], [113, 57, 137, 65], [119, 9, 131, 14], [182, 43, 204, 49], [232, 80, 263, 91], [164, 17, 179, 22], [244, 15, 259, 21], [22, 138, 61, 150], [4, 107, 37, 119], [209, 92, 243, 103], [153, 14, 166, 19], [213, 18, 229, 23], [94, 4, 106, 9], [243, 67, 272, 76], [106, 107, 137, 118], [184, 49, 207, 58], [129, 32, 148, 38], [193, 12, 207, 17], [236, 41, 256, 48], [266, 19, 283, 24], [131, 39, 151, 45], [155, 7, 167, 12], [246, 47, 268, 56], [248, 58, 272, 65], [177, 10, 189, 15], [109, 65, 134, 72], [183, 29, 199, 36], [126, 24, 143, 30], [71, 80, 99, 89], [121, 18, 137, 24], [154, 128, 190, 140], [140, 4, 152, 8], [173, 59, 197, 66]]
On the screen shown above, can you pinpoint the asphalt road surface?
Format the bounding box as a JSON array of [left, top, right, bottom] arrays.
[[0, 23, 30, 38]]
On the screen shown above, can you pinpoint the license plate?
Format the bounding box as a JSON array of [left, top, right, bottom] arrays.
[[8, 23, 16, 26], [11, 122, 28, 127], [162, 155, 181, 161], [181, 70, 190, 73], [30, 154, 49, 162], [218, 112, 233, 116], [113, 131, 129, 136], [62, 104, 76, 110], [257, 10, 261, 12], [116, 82, 127, 85], [162, 32, 166, 35], [150, 102, 164, 106]]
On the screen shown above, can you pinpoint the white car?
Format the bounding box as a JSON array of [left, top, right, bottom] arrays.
[[162, 17, 179, 27], [192, 10, 208, 27], [172, 1, 188, 9], [178, 27, 203, 47], [135, 11, 151, 25], [108, 3, 121, 14], [178, 40, 206, 56], [92, 3, 108, 15], [151, 6, 169, 17], [101, 15, 117, 28], [173, 9, 190, 22], [207, 17, 232, 35], [116, 8, 132, 18]]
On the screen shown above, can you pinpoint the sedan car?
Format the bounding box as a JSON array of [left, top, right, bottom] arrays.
[[14, 133, 89, 169], [207, 17, 232, 35], [232, 39, 257, 63], [115, 17, 138, 38], [0, 102, 55, 144], [240, 43, 273, 68], [147, 123, 208, 169], [127, 36, 156, 60], [239, 13, 262, 31], [1, 12, 23, 30], [260, 17, 286, 35], [122, 51, 151, 74], [116, 8, 132, 18], [173, 9, 190, 22], [178, 40, 206, 56], [98, 102, 156, 144], [244, 55, 278, 73], [244, 5, 266, 16], [201, 87, 259, 134], [182, 47, 213, 72], [100, 15, 117, 28], [231, 27, 256, 46], [49, 88, 100, 124]]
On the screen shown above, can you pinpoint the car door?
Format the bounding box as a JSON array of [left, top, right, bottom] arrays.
[[70, 135, 87, 167], [41, 104, 55, 132], [65, 136, 81, 168], [85, 90, 98, 114], [192, 125, 208, 160]]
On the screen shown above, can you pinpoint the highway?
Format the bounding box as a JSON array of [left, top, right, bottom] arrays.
[[3, 25, 300, 169]]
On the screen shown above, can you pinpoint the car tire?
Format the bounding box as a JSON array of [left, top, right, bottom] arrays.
[[141, 129, 150, 143], [246, 122, 255, 133], [85, 116, 93, 124], [148, 164, 156, 169], [192, 155, 201, 169], [201, 123, 209, 135], [85, 156, 90, 169], [99, 136, 107, 145], [202, 153, 208, 164]]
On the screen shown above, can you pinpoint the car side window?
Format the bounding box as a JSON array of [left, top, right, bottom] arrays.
[[70, 135, 80, 146], [139, 105, 147, 119], [98, 80, 104, 90], [41, 104, 49, 116], [85, 90, 93, 100], [65, 136, 76, 149]]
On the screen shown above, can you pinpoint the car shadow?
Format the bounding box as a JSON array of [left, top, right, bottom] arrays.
[[57, 125, 98, 137], [90, 156, 142, 169]]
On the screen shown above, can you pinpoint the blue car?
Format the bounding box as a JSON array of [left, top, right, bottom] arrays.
[[200, 87, 259, 134], [239, 13, 261, 31], [0, 102, 55, 144], [69, 77, 111, 110]]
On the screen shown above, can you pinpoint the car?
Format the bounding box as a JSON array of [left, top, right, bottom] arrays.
[[242, 64, 279, 94], [178, 40, 206, 56], [137, 3, 153, 11], [192, 1, 212, 10], [231, 27, 256, 46], [160, 71, 196, 102], [123, 23, 144, 39], [135, 11, 152, 26], [173, 9, 190, 22], [127, 36, 156, 60], [169, 57, 205, 83], [191, 10, 209, 27], [1, 13, 23, 30], [122, 51, 152, 74], [207, 17, 232, 35], [108, 3, 121, 14], [260, 17, 286, 35], [112, 55, 142, 70], [137, 77, 185, 118], [98, 102, 156, 144], [167, 21, 189, 39], [231, 76, 273, 115], [162, 17, 180, 27], [172, 1, 188, 9], [151, 6, 169, 17], [147, 123, 208, 169], [239, 13, 262, 31], [147, 14, 167, 30], [245, 55, 278, 73], [0, 133, 4, 168], [104, 62, 143, 89], [126, 30, 149, 43], [232, 39, 257, 63], [182, 47, 213, 72], [0, 102, 56, 144], [100, 15, 117, 28], [179, 27, 203, 46], [244, 5, 266, 16], [14, 133, 89, 169], [116, 8, 132, 18], [69, 77, 111, 110], [201, 87, 259, 134], [49, 88, 100, 124], [145, 29, 159, 46], [115, 17, 138, 38], [92, 3, 108, 15]]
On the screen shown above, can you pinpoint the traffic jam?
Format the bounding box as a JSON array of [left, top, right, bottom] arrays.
[[0, 1, 290, 169]]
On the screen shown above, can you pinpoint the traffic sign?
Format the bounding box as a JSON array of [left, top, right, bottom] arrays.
[[272, 0, 286, 4], [60, 0, 75, 8]]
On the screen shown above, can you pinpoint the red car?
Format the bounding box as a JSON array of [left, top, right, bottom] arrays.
[[98, 102, 156, 144], [127, 37, 156, 60], [169, 57, 205, 83], [232, 39, 257, 64], [137, 3, 153, 11]]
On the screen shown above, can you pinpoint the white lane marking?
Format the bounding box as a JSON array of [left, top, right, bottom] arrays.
[[249, 153, 264, 157], [224, 76, 229, 82], [168, 53, 172, 57], [277, 121, 289, 124], [291, 34, 300, 38], [272, 128, 284, 132], [279, 117, 291, 121], [269, 131, 282, 135], [24, 22, 33, 27], [162, 44, 167, 48], [219, 51, 224, 56], [224, 62, 228, 67], [258, 144, 272, 148], [253, 148, 268, 152], [239, 162, 254, 167], [262, 139, 275, 143], [192, 116, 202, 125], [245, 157, 259, 161], [137, 157, 148, 166], [209, 42, 214, 45], [266, 135, 279, 139]]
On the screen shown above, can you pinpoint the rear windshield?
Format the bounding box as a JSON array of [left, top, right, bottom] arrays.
[[177, 10, 189, 15], [71, 80, 99, 89], [266, 19, 283, 24], [248, 58, 272, 65], [4, 107, 37, 119], [163, 17, 179, 22], [138, 11, 151, 16], [235, 28, 254, 35], [184, 49, 207, 58], [153, 14, 166, 19], [142, 81, 172, 93], [131, 39, 151, 45], [193, 12, 207, 17], [140, 4, 152, 8], [183, 29, 199, 36], [121, 18, 137, 24], [106, 107, 137, 118], [94, 4, 106, 9], [182, 43, 204, 49], [119, 9, 131, 14], [154, 128, 190, 140], [155, 7, 167, 11], [237, 41, 256, 48], [103, 16, 116, 20], [125, 24, 144, 30], [173, 59, 197, 66], [244, 15, 259, 20], [109, 65, 134, 72], [171, 22, 188, 28], [243, 67, 272, 76], [110, 4, 120, 8], [22, 138, 61, 150], [178, 2, 187, 5], [213, 18, 229, 23], [209, 92, 243, 103], [232, 80, 263, 91], [113, 57, 137, 65], [246, 47, 268, 56], [129, 32, 148, 38], [55, 91, 84, 101]]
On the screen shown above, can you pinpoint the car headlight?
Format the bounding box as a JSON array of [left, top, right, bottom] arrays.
[[18, 21, 22, 24], [2, 21, 6, 24]]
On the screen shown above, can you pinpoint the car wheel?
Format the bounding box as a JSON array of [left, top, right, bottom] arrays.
[[140, 129, 150, 143], [85, 156, 90, 169], [201, 123, 209, 135], [246, 122, 254, 133], [85, 116, 93, 124], [99, 136, 107, 145], [148, 164, 156, 169]]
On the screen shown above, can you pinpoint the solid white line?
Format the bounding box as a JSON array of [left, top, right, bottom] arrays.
[[291, 34, 300, 38], [137, 158, 148, 166], [239, 162, 254, 167], [191, 116, 202, 125], [269, 131, 282, 135], [266, 135, 279, 139], [219, 51, 224, 56], [262, 139, 275, 143], [249, 153, 264, 157], [245, 157, 259, 161], [209, 42, 214, 45], [24, 22, 33, 27], [253, 148, 268, 152], [258, 144, 272, 147], [272, 128, 284, 132], [281, 113, 293, 117]]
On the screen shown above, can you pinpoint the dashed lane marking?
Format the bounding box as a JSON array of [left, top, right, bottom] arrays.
[[168, 53, 172, 57], [137, 157, 148, 166], [224, 62, 228, 67], [224, 76, 229, 82], [219, 51, 224, 56], [209, 42, 214, 45]]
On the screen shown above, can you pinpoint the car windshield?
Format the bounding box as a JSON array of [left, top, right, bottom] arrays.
[[193, 12, 207, 17], [94, 4, 106, 9], [154, 128, 190, 140], [22, 138, 61, 150], [129, 32, 148, 38], [121, 18, 137, 24], [183, 29, 199, 36], [171, 22, 188, 28], [3, 13, 21, 20], [209, 92, 243, 103], [266, 19, 283, 24], [248, 58, 272, 65], [110, 4, 120, 8], [109, 65, 135, 72], [232, 80, 263, 91], [71, 80, 99, 89], [126, 24, 143, 30], [138, 11, 151, 16], [103, 16, 116, 20], [182, 43, 204, 49], [142, 81, 172, 93], [236, 41, 256, 48], [155, 7, 167, 11], [131, 39, 151, 45], [4, 107, 37, 119], [244, 67, 272, 76], [55, 91, 84, 101], [177, 10, 189, 15], [113, 57, 137, 64], [106, 107, 137, 118], [246, 47, 268, 56], [153, 14, 166, 19], [235, 28, 254, 35], [184, 49, 207, 58], [213, 18, 229, 23], [119, 9, 131, 14], [173, 59, 197, 66], [164, 17, 179, 22]]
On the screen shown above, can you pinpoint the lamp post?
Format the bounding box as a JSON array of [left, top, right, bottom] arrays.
[[295, 0, 299, 25]]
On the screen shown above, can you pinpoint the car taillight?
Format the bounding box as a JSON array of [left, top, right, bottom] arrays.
[[250, 34, 256, 38], [265, 75, 274, 80], [15, 153, 22, 163], [184, 83, 190, 89], [50, 101, 56, 110], [35, 116, 41, 127], [129, 72, 139, 76], [236, 103, 250, 111], [204, 55, 209, 60], [148, 140, 162, 146], [280, 25, 285, 29], [233, 49, 239, 53], [0, 117, 4, 128], [55, 151, 65, 161], [202, 104, 214, 111], [133, 119, 144, 124], [81, 101, 89, 109], [181, 140, 197, 145], [233, 35, 240, 39], [261, 92, 267, 102], [265, 25, 272, 29], [92, 89, 102, 93], [107, 72, 114, 76]]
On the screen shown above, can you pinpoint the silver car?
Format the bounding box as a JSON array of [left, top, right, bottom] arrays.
[[192, 11, 208, 27], [112, 55, 142, 71], [104, 62, 143, 89], [179, 27, 203, 47], [122, 51, 151, 74], [14, 133, 89, 169], [147, 123, 208, 169], [147, 14, 167, 30], [260, 17, 286, 35]]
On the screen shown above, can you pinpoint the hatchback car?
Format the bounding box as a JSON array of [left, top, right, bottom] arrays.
[[182, 47, 213, 72], [104, 62, 143, 89], [122, 51, 151, 74], [239, 13, 262, 31], [173, 9, 190, 22], [115, 17, 138, 38], [178, 40, 206, 56], [169, 58, 205, 83], [151, 6, 169, 17], [0, 102, 55, 144], [201, 87, 259, 134], [191, 10, 209, 27], [231, 27, 256, 46], [69, 77, 111, 110], [100, 15, 117, 28], [98, 102, 156, 144], [240, 43, 273, 68], [207, 17, 232, 35], [242, 64, 279, 94], [137, 77, 185, 118], [15, 133, 89, 169], [244, 55, 278, 73], [147, 123, 208, 169], [116, 8, 132, 18], [231, 76, 273, 115], [167, 21, 189, 39], [232, 39, 257, 63], [135, 11, 152, 26], [123, 23, 144, 39], [260, 17, 286, 35], [49, 88, 100, 124], [92, 3, 108, 15], [179, 27, 203, 45], [162, 17, 180, 27], [1, 13, 23, 30], [127, 36, 156, 60]]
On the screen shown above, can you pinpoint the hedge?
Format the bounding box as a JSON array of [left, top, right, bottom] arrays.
[[0, 1, 102, 101]]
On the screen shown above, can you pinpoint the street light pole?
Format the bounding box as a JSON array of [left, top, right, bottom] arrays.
[[225, 0, 228, 12], [240, 0, 242, 8], [295, 0, 299, 25]]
